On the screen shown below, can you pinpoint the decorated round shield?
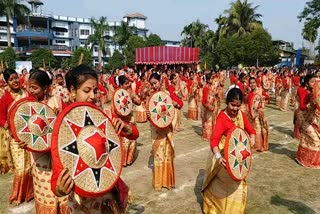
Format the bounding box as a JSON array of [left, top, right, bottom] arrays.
[[263, 80, 271, 90], [112, 88, 133, 117], [147, 91, 174, 128], [7, 97, 35, 126], [51, 102, 123, 197], [224, 127, 252, 181], [314, 81, 320, 111], [249, 93, 262, 118], [10, 100, 56, 152]]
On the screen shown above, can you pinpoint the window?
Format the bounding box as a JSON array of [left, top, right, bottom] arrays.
[[55, 40, 66, 44], [94, 47, 98, 52], [55, 31, 65, 36], [80, 29, 90, 35], [80, 41, 85, 45]]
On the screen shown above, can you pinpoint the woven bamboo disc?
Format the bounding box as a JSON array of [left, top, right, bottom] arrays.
[[10, 100, 56, 152], [147, 91, 174, 128], [112, 88, 133, 117], [224, 127, 252, 181], [51, 102, 123, 197]]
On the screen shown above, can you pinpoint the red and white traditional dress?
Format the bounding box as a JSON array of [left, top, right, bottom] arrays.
[[247, 88, 269, 152], [147, 88, 183, 190], [294, 86, 310, 139], [296, 93, 320, 168], [0, 89, 33, 204]]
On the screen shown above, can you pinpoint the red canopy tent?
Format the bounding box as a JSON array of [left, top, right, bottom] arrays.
[[135, 46, 199, 65]]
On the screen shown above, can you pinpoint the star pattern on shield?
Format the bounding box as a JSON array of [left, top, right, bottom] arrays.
[[151, 95, 173, 123], [61, 108, 120, 190], [229, 132, 251, 175], [18, 106, 55, 147], [116, 91, 131, 113]]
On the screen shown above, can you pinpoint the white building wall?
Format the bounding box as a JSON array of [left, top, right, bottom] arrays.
[[51, 21, 69, 29], [79, 23, 92, 39], [0, 26, 14, 34], [0, 17, 13, 24], [52, 39, 70, 46], [53, 31, 69, 38], [0, 34, 14, 43], [136, 19, 145, 29]]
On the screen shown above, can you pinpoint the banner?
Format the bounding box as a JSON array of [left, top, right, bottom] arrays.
[[15, 61, 32, 74], [135, 46, 199, 65]]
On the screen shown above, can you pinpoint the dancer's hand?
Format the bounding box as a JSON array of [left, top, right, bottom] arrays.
[[218, 158, 226, 167], [112, 118, 125, 135], [146, 110, 151, 119], [17, 141, 27, 149], [52, 107, 60, 115], [56, 168, 74, 196], [250, 135, 256, 147]]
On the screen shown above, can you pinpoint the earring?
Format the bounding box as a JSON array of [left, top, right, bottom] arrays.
[[71, 93, 76, 100]]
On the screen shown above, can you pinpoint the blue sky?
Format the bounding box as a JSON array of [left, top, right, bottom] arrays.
[[42, 0, 308, 48]]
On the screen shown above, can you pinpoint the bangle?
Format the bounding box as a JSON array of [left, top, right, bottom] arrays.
[[214, 152, 222, 160]]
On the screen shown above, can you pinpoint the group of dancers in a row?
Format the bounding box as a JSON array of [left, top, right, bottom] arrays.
[[0, 65, 318, 214]]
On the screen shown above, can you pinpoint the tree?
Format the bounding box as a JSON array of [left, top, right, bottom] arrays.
[[302, 22, 318, 58], [0, 0, 30, 47], [221, 0, 262, 37], [0, 47, 16, 68], [215, 28, 278, 68], [146, 34, 162, 46], [107, 50, 124, 70], [70, 47, 92, 67], [214, 15, 228, 43], [86, 16, 109, 68], [123, 35, 145, 67], [181, 20, 209, 47], [29, 49, 56, 69], [199, 30, 216, 69], [298, 0, 320, 35], [181, 20, 216, 69], [114, 21, 137, 50]]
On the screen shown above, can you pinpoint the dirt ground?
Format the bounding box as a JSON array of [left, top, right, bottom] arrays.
[[1, 95, 320, 214]]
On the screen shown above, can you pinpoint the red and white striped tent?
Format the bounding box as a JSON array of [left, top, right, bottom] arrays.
[[135, 46, 199, 65]]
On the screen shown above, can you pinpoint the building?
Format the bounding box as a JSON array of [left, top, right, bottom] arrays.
[[273, 40, 307, 66], [162, 39, 181, 47], [0, 0, 149, 67]]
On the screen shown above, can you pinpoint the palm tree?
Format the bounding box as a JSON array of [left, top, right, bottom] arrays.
[[214, 15, 228, 41], [0, 0, 30, 47], [113, 21, 136, 50], [181, 20, 208, 47], [302, 23, 318, 57], [86, 16, 109, 68], [222, 0, 262, 37]]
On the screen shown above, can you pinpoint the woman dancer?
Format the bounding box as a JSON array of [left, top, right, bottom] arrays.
[[296, 75, 320, 168], [202, 88, 256, 214], [51, 64, 139, 213], [0, 69, 33, 204], [114, 75, 141, 166], [147, 73, 183, 190], [19, 70, 69, 213], [247, 77, 269, 152]]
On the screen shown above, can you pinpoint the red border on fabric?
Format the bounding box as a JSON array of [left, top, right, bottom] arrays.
[[248, 93, 262, 118], [314, 80, 320, 111], [51, 102, 123, 198], [224, 126, 252, 181]]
